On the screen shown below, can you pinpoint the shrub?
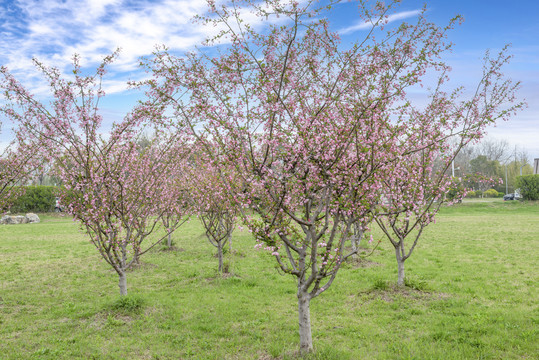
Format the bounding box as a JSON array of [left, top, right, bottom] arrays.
[[516, 175, 539, 200], [9, 186, 59, 213], [109, 295, 145, 314], [484, 189, 498, 198], [465, 190, 476, 198], [404, 277, 430, 291], [474, 190, 483, 198], [372, 278, 389, 291]]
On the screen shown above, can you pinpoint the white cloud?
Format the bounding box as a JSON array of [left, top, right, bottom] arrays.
[[339, 9, 422, 35], [0, 0, 295, 95], [0, 0, 210, 92]]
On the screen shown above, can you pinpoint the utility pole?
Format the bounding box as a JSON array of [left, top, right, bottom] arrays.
[[505, 165, 508, 194]]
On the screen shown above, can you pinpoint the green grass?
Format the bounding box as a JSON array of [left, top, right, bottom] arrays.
[[1, 199, 538, 359]]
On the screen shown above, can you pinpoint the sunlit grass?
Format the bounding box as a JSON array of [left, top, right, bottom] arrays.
[[0, 199, 537, 359]]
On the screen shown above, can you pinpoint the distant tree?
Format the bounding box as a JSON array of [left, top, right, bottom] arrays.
[[454, 138, 532, 194], [375, 155, 457, 286], [451, 142, 476, 175], [0, 145, 36, 212], [0, 112, 38, 211], [188, 148, 239, 273], [470, 155, 503, 179], [476, 138, 511, 163], [461, 173, 502, 197], [375, 97, 510, 287], [504, 159, 533, 193], [160, 200, 191, 249]]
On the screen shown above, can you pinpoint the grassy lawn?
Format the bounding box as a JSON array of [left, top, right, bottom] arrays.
[[1, 199, 537, 359]]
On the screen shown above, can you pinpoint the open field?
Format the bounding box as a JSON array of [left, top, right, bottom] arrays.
[[1, 199, 538, 359]]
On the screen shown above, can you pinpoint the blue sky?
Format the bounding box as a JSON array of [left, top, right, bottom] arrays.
[[1, 0, 538, 159]]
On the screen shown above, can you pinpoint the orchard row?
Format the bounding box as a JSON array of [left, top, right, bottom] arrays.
[[0, 0, 523, 353]]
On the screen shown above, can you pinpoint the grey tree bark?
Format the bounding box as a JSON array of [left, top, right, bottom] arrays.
[[118, 272, 127, 296], [167, 232, 172, 248], [118, 242, 129, 295], [395, 246, 405, 286], [351, 223, 364, 258], [217, 242, 224, 273], [297, 290, 313, 353]]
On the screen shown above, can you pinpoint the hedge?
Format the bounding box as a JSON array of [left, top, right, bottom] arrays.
[[9, 186, 59, 213], [483, 189, 499, 198], [516, 175, 539, 200]]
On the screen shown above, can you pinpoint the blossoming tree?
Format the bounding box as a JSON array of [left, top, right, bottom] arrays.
[[0, 89, 39, 212], [374, 48, 522, 287], [187, 145, 240, 273], [0, 52, 192, 295], [139, 0, 520, 352], [0, 143, 36, 212]]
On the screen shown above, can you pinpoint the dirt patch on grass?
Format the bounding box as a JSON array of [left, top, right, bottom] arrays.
[[89, 312, 134, 329], [158, 246, 185, 252], [126, 261, 158, 272], [205, 272, 238, 282], [257, 354, 281, 360], [357, 285, 451, 303], [346, 257, 382, 268], [143, 306, 159, 317], [211, 250, 245, 259]]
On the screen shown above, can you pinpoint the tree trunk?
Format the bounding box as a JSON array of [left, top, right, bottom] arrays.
[[395, 247, 405, 286], [297, 291, 313, 354], [351, 225, 363, 258], [118, 272, 127, 296], [351, 235, 358, 256], [217, 242, 223, 273], [167, 232, 172, 248]]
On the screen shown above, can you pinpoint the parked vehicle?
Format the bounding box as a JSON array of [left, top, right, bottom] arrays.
[[504, 191, 522, 201]]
